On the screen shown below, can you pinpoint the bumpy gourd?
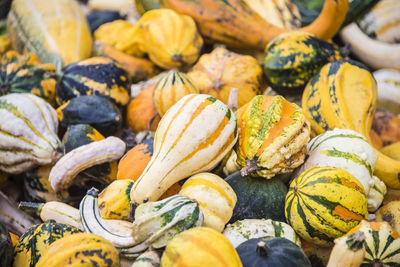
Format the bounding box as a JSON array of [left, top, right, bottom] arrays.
[[236, 95, 310, 178]]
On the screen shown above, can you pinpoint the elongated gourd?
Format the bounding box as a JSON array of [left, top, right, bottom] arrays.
[[131, 94, 237, 204]]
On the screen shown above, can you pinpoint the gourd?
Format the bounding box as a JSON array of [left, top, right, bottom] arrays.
[[225, 171, 288, 223], [23, 166, 59, 203], [86, 10, 123, 33], [374, 69, 400, 114], [136, 9, 203, 69], [7, 0, 92, 71], [263, 32, 342, 94], [135, 0, 161, 15], [376, 201, 400, 233], [372, 111, 400, 146], [0, 222, 12, 267], [223, 219, 300, 248], [187, 47, 262, 108], [0, 51, 56, 103], [0, 93, 63, 174], [236, 236, 311, 267], [179, 172, 237, 232], [367, 176, 387, 212], [57, 95, 122, 137], [56, 57, 130, 107], [345, 220, 400, 266], [153, 70, 198, 116], [162, 0, 349, 50], [117, 138, 154, 180], [13, 220, 81, 267], [161, 227, 242, 267], [130, 94, 237, 204], [222, 150, 241, 176], [126, 85, 161, 133], [62, 124, 105, 153], [326, 231, 366, 267], [49, 136, 126, 192], [132, 250, 161, 267], [236, 95, 310, 178], [285, 167, 368, 246], [35, 233, 120, 267]]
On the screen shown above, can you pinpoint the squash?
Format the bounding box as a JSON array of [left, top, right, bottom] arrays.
[[98, 179, 134, 220], [301, 240, 333, 267], [0, 51, 56, 103], [225, 171, 288, 223], [236, 236, 311, 267], [13, 220, 82, 267], [367, 176, 387, 212], [376, 201, 400, 234], [130, 94, 237, 204], [223, 219, 300, 248], [132, 250, 161, 267], [374, 69, 400, 114], [153, 69, 198, 116], [345, 220, 400, 266], [117, 138, 154, 180], [0, 36, 10, 58], [222, 150, 241, 177], [372, 111, 400, 147], [94, 20, 144, 57], [23, 166, 59, 203], [179, 172, 237, 232], [161, 227, 242, 267], [35, 233, 120, 267], [0, 222, 12, 267], [236, 95, 310, 178], [285, 167, 368, 246], [62, 124, 105, 153], [86, 10, 123, 33], [326, 231, 365, 267], [135, 0, 161, 15], [136, 9, 203, 69], [56, 56, 130, 107], [162, 0, 349, 50], [384, 188, 400, 205], [126, 85, 161, 133], [0, 93, 62, 174], [263, 32, 342, 94], [7, 0, 92, 71], [57, 95, 122, 137], [187, 47, 263, 108]]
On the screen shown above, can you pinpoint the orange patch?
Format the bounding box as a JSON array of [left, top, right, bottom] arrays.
[[339, 177, 363, 193], [117, 144, 152, 180], [332, 205, 364, 221]]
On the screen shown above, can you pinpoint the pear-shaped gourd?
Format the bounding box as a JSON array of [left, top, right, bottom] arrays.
[[130, 94, 237, 204]]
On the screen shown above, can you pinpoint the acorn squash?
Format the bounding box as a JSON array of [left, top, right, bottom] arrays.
[[374, 69, 400, 114]]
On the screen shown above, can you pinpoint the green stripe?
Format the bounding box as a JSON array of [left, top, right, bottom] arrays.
[[309, 133, 369, 151], [0, 128, 51, 152], [381, 235, 395, 259], [321, 148, 372, 175]]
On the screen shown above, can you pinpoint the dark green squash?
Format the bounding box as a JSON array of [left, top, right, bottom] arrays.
[[0, 222, 13, 267], [57, 95, 122, 137], [56, 57, 130, 107], [225, 172, 287, 223], [236, 237, 311, 267], [62, 124, 105, 153], [86, 10, 123, 33]]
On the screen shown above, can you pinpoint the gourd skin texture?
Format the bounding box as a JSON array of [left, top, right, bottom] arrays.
[[161, 227, 242, 267], [376, 200, 400, 233], [132, 250, 161, 267], [326, 231, 365, 267], [285, 167, 368, 246], [62, 124, 105, 153], [131, 94, 237, 204], [23, 165, 58, 203]]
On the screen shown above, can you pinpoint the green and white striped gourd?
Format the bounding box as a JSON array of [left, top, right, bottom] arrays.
[[223, 219, 300, 248], [373, 69, 400, 114], [0, 93, 62, 174]]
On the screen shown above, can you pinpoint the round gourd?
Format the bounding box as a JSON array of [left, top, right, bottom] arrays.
[[161, 227, 242, 267], [285, 167, 368, 246], [179, 172, 237, 232], [263, 31, 342, 94], [236, 236, 311, 267], [62, 124, 105, 153], [0, 51, 56, 103], [225, 171, 288, 223], [35, 233, 119, 267], [187, 47, 263, 108], [236, 95, 310, 178], [153, 69, 198, 116], [13, 220, 81, 267], [0, 222, 12, 267]]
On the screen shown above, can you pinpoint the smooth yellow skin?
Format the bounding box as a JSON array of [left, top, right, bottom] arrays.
[[98, 179, 133, 220], [376, 200, 400, 234]]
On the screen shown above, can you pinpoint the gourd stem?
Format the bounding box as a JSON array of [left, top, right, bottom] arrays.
[[0, 84, 9, 94], [19, 202, 44, 216], [340, 43, 351, 58], [240, 159, 260, 176], [256, 241, 270, 257], [373, 259, 383, 267]]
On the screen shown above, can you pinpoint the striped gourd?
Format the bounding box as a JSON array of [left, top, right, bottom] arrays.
[[7, 0, 92, 71], [0, 93, 62, 174], [131, 94, 237, 204], [374, 69, 400, 114], [345, 220, 400, 266], [153, 69, 198, 116], [56, 57, 130, 107], [62, 124, 105, 153], [179, 172, 237, 232], [285, 167, 368, 246], [35, 233, 120, 267], [23, 166, 58, 203], [162, 227, 242, 267], [236, 95, 310, 178], [0, 51, 56, 103], [132, 250, 161, 267], [223, 219, 301, 248], [263, 31, 342, 93], [13, 220, 81, 267]]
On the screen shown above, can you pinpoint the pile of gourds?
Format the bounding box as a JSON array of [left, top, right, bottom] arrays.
[[0, 0, 400, 266]]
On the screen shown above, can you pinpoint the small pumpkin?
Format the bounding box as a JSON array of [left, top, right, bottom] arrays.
[[187, 47, 263, 108], [161, 227, 242, 267], [326, 231, 366, 267], [0, 222, 12, 267], [376, 200, 400, 234]]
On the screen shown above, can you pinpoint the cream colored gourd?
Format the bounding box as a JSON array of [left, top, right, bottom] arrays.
[[374, 69, 400, 114], [327, 231, 366, 267], [0, 93, 62, 174], [130, 94, 237, 204], [179, 172, 237, 232], [223, 150, 241, 176]]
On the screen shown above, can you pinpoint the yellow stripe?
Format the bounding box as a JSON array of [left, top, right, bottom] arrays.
[[0, 128, 51, 152]]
